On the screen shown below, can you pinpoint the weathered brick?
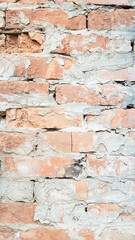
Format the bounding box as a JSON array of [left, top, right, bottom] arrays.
[[0, 34, 5, 52], [42, 132, 72, 152], [6, 108, 82, 129], [55, 0, 80, 3], [101, 228, 135, 240], [20, 228, 70, 240], [88, 10, 135, 30], [99, 65, 135, 81], [0, 203, 37, 223], [2, 0, 80, 1], [0, 33, 45, 53], [87, 155, 135, 177], [0, 81, 49, 96], [0, 132, 35, 154], [14, 57, 73, 79], [4, 156, 73, 177], [88, 203, 121, 213], [54, 33, 130, 55], [0, 11, 5, 28], [79, 229, 95, 240], [0, 181, 34, 202], [72, 132, 94, 152], [86, 0, 130, 5], [6, 9, 86, 30], [56, 85, 124, 105], [4, 157, 16, 171], [34, 179, 88, 203], [75, 180, 88, 199], [0, 227, 14, 240], [86, 109, 135, 130]]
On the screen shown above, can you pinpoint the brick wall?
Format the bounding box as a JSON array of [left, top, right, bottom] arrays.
[[0, 0, 135, 239]]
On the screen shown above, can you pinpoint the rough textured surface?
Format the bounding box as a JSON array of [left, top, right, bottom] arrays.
[[0, 0, 135, 239]]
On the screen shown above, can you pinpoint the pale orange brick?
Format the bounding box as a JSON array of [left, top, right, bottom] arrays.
[[0, 227, 14, 240], [88, 203, 121, 213], [101, 228, 135, 240], [6, 108, 82, 129], [0, 97, 7, 103], [42, 132, 72, 152], [20, 228, 70, 240], [88, 10, 135, 30], [128, 132, 135, 141], [72, 132, 94, 152], [4, 157, 16, 171], [55, 0, 80, 3], [0, 34, 6, 52], [0, 81, 49, 95], [86, 0, 129, 5], [0, 203, 37, 224], [3, 0, 48, 2], [87, 155, 135, 177], [75, 180, 88, 199], [99, 66, 135, 81], [86, 109, 135, 129], [0, 132, 34, 152], [79, 229, 95, 240], [6, 9, 86, 30], [14, 157, 73, 177], [56, 85, 124, 105], [87, 156, 106, 174]]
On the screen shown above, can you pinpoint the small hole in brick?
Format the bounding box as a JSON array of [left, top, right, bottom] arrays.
[[86, 15, 88, 29], [53, 92, 56, 100], [126, 104, 134, 109], [85, 207, 87, 212], [34, 145, 38, 151], [131, 41, 135, 53]]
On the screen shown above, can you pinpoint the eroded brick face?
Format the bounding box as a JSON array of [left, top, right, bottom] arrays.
[[0, 0, 135, 239]]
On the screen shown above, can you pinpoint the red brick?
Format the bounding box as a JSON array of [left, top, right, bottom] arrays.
[[79, 229, 95, 240], [0, 33, 45, 53], [15, 57, 73, 79], [0, 132, 35, 152], [6, 9, 86, 30], [8, 156, 73, 177], [86, 109, 135, 129], [6, 108, 82, 129], [88, 10, 135, 30], [99, 65, 135, 81], [20, 228, 70, 240], [86, 0, 130, 6], [0, 203, 37, 224], [56, 85, 124, 105], [0, 227, 14, 240], [0, 81, 49, 95], [42, 132, 71, 152], [72, 132, 95, 152]]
